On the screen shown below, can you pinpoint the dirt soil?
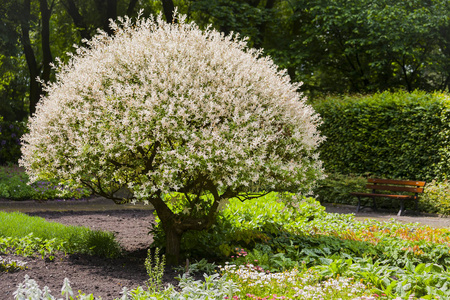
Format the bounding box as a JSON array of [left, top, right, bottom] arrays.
[[0, 198, 449, 299]]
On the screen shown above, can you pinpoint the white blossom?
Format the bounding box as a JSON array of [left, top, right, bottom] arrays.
[[20, 12, 324, 203]]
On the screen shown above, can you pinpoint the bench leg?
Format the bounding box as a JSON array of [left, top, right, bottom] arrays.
[[398, 199, 404, 216], [372, 197, 377, 211], [356, 196, 362, 212]]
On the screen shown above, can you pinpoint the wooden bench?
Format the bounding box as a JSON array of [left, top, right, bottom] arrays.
[[350, 178, 426, 216]]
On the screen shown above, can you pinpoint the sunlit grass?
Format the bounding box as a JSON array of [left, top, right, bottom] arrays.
[[0, 211, 121, 258]]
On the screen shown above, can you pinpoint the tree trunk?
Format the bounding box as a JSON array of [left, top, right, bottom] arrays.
[[161, 0, 175, 23], [164, 225, 182, 266], [126, 0, 139, 17], [21, 0, 41, 116], [39, 0, 53, 85]]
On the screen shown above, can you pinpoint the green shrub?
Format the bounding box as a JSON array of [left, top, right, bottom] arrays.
[[419, 180, 450, 215], [0, 119, 27, 165], [0, 165, 91, 200], [313, 173, 367, 205], [150, 193, 326, 260], [313, 91, 450, 181]]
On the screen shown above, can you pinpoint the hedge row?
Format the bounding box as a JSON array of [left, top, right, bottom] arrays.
[[313, 91, 450, 181]]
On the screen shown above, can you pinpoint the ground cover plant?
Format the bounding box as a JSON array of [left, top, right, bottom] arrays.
[[0, 211, 121, 258], [149, 193, 450, 299], [11, 194, 450, 299], [0, 165, 90, 200]]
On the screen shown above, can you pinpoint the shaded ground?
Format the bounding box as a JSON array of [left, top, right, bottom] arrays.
[[0, 198, 449, 299]]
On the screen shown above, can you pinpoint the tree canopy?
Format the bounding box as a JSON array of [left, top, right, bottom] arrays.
[[20, 13, 324, 263]]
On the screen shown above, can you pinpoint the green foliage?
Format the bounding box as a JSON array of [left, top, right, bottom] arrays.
[[174, 258, 219, 276], [145, 247, 166, 293], [0, 165, 91, 200], [314, 91, 450, 180], [212, 196, 450, 298], [313, 173, 367, 205], [0, 211, 121, 258], [0, 233, 63, 260], [150, 193, 326, 259], [0, 120, 27, 164], [276, 0, 450, 95], [420, 180, 450, 215]]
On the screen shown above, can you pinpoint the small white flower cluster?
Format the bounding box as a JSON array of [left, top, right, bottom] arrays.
[[220, 263, 313, 288], [20, 12, 324, 202], [291, 277, 366, 299], [221, 264, 369, 299]]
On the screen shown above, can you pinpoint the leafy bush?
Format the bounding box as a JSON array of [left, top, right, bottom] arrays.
[[0, 119, 27, 165], [0, 211, 121, 258], [313, 91, 450, 181], [313, 173, 367, 205], [150, 193, 326, 259], [419, 180, 450, 215], [0, 165, 91, 200]]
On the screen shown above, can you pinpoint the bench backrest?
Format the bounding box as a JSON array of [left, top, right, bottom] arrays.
[[367, 178, 426, 194]]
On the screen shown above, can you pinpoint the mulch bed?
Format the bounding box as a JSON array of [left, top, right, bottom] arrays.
[[0, 209, 180, 299]]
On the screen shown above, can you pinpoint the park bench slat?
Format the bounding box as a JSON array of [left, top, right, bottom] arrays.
[[365, 184, 424, 193], [368, 178, 426, 187]]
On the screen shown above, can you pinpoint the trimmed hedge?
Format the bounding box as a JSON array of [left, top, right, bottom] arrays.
[[313, 91, 450, 181]]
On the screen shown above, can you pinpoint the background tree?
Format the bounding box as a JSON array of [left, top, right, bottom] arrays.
[[2, 0, 450, 121], [271, 0, 450, 95], [0, 0, 28, 120], [20, 15, 324, 264]]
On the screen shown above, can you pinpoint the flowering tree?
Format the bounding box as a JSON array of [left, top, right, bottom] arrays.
[[20, 13, 324, 264]]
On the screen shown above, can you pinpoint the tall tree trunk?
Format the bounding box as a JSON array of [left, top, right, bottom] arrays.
[[161, 0, 175, 23], [126, 0, 139, 17], [105, 0, 118, 34], [39, 0, 53, 85], [21, 0, 40, 116]]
